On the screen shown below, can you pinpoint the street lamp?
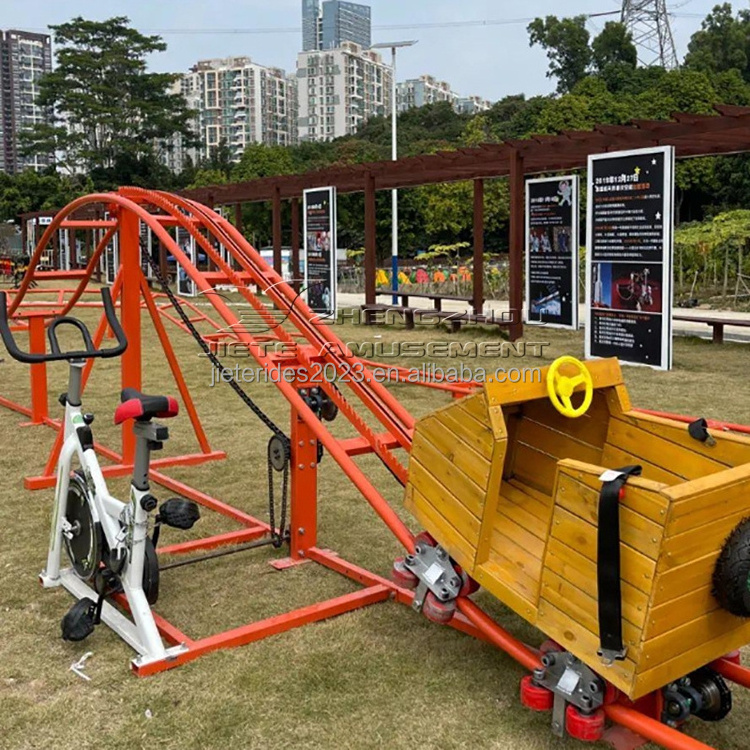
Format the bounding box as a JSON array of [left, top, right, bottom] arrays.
[[371, 40, 418, 304]]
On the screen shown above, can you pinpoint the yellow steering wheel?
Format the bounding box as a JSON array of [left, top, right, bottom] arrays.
[[546, 356, 594, 418]]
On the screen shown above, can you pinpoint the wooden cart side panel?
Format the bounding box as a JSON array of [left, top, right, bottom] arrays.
[[618, 412, 750, 469], [536, 459, 668, 697], [605, 417, 727, 482], [636, 465, 750, 690], [404, 485, 477, 573]]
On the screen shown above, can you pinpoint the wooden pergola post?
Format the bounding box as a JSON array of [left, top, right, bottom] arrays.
[[473, 178, 485, 316], [508, 149, 524, 341], [291, 196, 300, 293], [234, 203, 243, 235], [364, 172, 377, 323], [273, 185, 282, 275]]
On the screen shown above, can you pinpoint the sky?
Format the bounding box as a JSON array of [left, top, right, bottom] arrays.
[[0, 0, 731, 101]]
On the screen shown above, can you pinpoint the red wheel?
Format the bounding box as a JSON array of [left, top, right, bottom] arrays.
[[414, 531, 436, 550], [539, 639, 564, 655], [520, 675, 553, 711], [391, 557, 418, 590], [565, 706, 605, 742], [724, 650, 742, 666], [454, 566, 480, 597], [422, 591, 456, 624]]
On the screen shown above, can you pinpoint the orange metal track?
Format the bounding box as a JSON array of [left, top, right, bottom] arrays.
[[1, 187, 742, 750]]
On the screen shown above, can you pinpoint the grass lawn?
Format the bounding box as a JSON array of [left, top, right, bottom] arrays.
[[1, 293, 749, 750]]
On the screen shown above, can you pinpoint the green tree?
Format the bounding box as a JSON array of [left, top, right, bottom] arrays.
[[528, 15, 592, 93], [684, 3, 749, 79], [231, 143, 295, 181], [21, 17, 195, 185], [591, 21, 637, 72]]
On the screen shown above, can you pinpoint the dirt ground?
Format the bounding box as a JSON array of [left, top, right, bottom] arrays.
[[0, 294, 749, 750]]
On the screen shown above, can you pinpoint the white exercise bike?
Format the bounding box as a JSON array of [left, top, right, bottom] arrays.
[[0, 289, 200, 670]]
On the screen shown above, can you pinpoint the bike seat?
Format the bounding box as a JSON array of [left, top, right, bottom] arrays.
[[114, 388, 179, 425]]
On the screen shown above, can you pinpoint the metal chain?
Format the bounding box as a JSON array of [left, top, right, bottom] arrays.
[[142, 244, 290, 546]]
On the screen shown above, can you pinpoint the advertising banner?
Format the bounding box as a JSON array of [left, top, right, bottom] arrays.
[[525, 175, 579, 328], [304, 187, 337, 317], [586, 146, 674, 370]]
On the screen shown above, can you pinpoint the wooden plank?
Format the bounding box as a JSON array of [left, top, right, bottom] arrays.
[[620, 411, 750, 468], [666, 471, 750, 534], [484, 357, 623, 408], [483, 528, 542, 599], [601, 443, 682, 486], [645, 584, 717, 639], [404, 485, 476, 571], [607, 418, 727, 481], [665, 461, 750, 501], [539, 570, 643, 657], [507, 477, 551, 505], [652, 551, 719, 605], [502, 481, 554, 526], [456, 392, 490, 426], [545, 538, 649, 629], [632, 618, 750, 699], [536, 599, 636, 696], [435, 408, 494, 457], [514, 417, 603, 466], [409, 459, 481, 544], [475, 438, 508, 567], [510, 442, 559, 494], [474, 559, 539, 623], [556, 459, 669, 524], [660, 506, 750, 570], [554, 473, 663, 560], [411, 430, 486, 516], [640, 607, 750, 672], [550, 506, 656, 593], [492, 512, 546, 561], [521, 391, 610, 449], [496, 488, 551, 539]]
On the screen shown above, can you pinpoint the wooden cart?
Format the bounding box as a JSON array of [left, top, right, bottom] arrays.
[[405, 357, 750, 700]]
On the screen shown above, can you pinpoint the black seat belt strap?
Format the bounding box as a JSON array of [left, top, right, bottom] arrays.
[[597, 464, 642, 665]]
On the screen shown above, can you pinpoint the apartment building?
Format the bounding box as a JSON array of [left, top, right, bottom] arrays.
[[0, 29, 53, 173], [455, 94, 493, 115], [187, 57, 299, 164], [396, 75, 458, 112], [297, 42, 391, 141]]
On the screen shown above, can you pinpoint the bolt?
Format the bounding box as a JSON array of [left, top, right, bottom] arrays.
[[309, 439, 315, 445], [532, 667, 546, 684], [436, 548, 447, 560], [449, 577, 460, 588], [405, 554, 416, 565], [581, 694, 592, 706], [298, 440, 304, 447], [542, 653, 556, 668], [298, 527, 305, 535], [589, 681, 600, 694], [310, 462, 316, 468], [298, 464, 305, 470]]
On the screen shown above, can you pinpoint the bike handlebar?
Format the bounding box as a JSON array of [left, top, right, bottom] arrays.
[[0, 288, 128, 364]]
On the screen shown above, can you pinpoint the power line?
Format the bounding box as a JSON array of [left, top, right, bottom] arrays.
[[21, 13, 623, 37]]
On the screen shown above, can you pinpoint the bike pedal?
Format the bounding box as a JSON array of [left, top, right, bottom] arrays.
[[157, 498, 200, 530], [61, 598, 97, 642]]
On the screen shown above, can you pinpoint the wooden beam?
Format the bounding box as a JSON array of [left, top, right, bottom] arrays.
[[473, 178, 484, 316], [291, 196, 300, 294], [508, 149, 524, 342], [272, 186, 282, 274], [364, 172, 376, 315]]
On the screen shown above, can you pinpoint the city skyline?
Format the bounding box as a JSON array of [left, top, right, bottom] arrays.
[[0, 0, 724, 104]]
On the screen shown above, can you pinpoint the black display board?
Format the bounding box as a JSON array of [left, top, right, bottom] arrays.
[[586, 147, 674, 370], [525, 176, 579, 329], [303, 187, 337, 317]]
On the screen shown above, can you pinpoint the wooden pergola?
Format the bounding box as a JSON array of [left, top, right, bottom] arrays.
[[183, 104, 750, 340]]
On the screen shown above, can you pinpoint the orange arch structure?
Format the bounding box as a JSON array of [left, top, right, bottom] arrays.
[[2, 188, 746, 750]]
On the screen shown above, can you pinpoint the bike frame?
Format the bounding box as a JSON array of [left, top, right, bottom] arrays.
[[39, 359, 186, 669]]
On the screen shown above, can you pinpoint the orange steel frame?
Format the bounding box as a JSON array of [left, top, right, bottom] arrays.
[[2, 188, 749, 750]]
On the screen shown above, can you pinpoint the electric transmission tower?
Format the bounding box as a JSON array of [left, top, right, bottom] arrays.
[[621, 0, 679, 69]]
